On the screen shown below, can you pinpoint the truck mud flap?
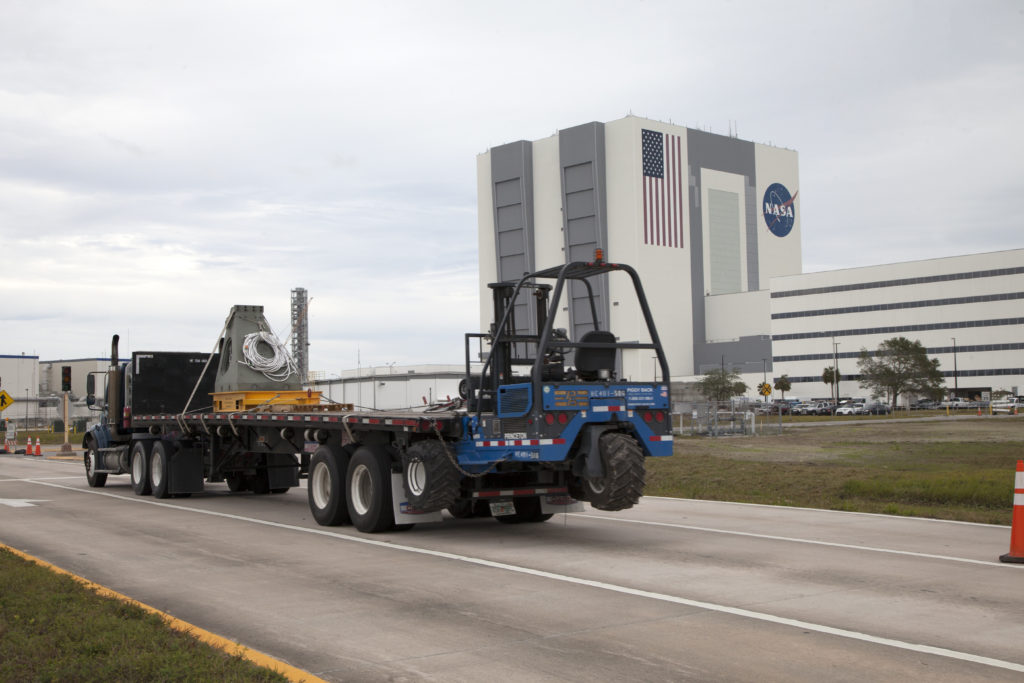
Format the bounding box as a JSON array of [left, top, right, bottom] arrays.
[[169, 443, 205, 495], [390, 473, 443, 525]]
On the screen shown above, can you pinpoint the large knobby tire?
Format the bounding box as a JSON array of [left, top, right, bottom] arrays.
[[494, 497, 554, 524], [84, 439, 107, 488], [130, 441, 152, 496], [401, 440, 460, 513], [149, 441, 176, 499], [582, 432, 645, 511], [346, 446, 398, 533], [308, 445, 351, 526]]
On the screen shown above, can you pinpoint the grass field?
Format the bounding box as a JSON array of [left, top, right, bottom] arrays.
[[0, 548, 290, 682], [648, 417, 1024, 525]]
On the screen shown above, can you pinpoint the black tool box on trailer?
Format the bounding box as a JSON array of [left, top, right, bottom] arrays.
[[131, 352, 219, 415]]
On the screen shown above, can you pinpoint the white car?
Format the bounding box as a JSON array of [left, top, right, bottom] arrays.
[[992, 398, 1022, 414], [835, 403, 864, 416]]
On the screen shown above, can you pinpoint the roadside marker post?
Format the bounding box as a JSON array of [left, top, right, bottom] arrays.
[[1000, 460, 1024, 564]]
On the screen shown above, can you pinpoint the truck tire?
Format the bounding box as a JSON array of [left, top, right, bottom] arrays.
[[225, 473, 247, 492], [494, 497, 553, 524], [346, 446, 398, 533], [402, 440, 459, 513], [84, 438, 107, 488], [308, 445, 351, 526], [248, 471, 271, 495], [447, 500, 492, 519], [149, 440, 172, 499], [130, 441, 152, 496], [581, 432, 645, 511]]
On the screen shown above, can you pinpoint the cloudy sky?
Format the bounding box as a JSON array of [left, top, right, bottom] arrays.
[[3, 0, 1022, 373]]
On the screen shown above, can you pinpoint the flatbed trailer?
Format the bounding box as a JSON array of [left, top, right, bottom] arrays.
[[84, 253, 675, 533]]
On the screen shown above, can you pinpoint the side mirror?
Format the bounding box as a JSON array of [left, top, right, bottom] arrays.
[[86, 375, 95, 406]]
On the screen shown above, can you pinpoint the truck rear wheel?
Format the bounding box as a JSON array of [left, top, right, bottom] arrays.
[[346, 446, 398, 533], [149, 440, 172, 499], [84, 439, 107, 488], [402, 440, 459, 513], [308, 445, 350, 526], [130, 441, 152, 496], [582, 432, 645, 511]]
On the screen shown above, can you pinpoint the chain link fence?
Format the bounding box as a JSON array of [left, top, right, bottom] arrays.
[[672, 401, 786, 437]]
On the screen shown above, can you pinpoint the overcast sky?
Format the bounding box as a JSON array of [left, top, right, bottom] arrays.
[[3, 0, 1022, 373]]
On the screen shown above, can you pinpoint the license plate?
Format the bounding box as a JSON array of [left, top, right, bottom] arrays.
[[489, 501, 516, 516]]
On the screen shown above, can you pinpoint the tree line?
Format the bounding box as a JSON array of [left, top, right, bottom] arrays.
[[699, 336, 945, 409]]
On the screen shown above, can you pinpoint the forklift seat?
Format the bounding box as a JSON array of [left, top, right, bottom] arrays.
[[575, 330, 616, 381]]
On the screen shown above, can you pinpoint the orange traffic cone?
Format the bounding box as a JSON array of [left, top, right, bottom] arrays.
[[34, 438, 42, 456], [1001, 460, 1024, 563]]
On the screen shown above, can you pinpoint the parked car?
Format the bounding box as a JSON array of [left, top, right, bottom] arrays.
[[863, 402, 892, 415], [940, 397, 972, 409], [811, 401, 835, 415], [835, 402, 865, 416], [791, 402, 814, 415], [991, 397, 1022, 414], [911, 399, 940, 410]]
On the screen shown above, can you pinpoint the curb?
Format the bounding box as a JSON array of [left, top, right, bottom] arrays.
[[0, 543, 327, 683]]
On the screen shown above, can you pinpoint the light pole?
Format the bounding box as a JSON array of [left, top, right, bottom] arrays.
[[832, 339, 840, 408], [951, 337, 958, 397]]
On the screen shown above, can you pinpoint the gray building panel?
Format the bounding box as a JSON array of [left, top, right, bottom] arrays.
[[558, 122, 610, 341], [490, 141, 536, 336], [686, 129, 771, 373]]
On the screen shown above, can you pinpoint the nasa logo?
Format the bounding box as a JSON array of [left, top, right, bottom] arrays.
[[763, 183, 798, 237]]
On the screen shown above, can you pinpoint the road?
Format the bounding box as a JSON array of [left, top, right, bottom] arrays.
[[2, 453, 1023, 681]]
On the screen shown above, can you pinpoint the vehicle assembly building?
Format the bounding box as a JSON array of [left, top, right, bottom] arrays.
[[478, 115, 1023, 403]]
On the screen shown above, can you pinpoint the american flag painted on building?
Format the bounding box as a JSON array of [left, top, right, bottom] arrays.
[[641, 128, 685, 248]]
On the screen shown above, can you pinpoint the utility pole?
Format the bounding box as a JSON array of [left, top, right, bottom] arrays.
[[832, 338, 840, 408], [951, 337, 959, 397]]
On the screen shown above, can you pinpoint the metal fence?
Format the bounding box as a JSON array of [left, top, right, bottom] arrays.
[[673, 401, 786, 437]]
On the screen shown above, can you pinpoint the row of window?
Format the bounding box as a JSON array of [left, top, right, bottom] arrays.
[[785, 368, 1024, 384], [773, 343, 1024, 363], [771, 292, 1024, 320], [772, 317, 1024, 341], [771, 265, 1024, 299]]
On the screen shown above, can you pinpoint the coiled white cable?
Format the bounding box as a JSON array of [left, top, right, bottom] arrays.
[[240, 330, 297, 382]]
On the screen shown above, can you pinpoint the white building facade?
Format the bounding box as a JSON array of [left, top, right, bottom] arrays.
[[478, 116, 1023, 402], [771, 250, 1024, 403], [477, 115, 801, 383]]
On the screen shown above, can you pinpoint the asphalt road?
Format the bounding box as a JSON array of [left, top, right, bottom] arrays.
[[2, 453, 1023, 682]]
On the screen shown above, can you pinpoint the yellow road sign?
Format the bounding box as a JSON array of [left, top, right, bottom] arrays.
[[759, 382, 772, 397], [0, 390, 14, 412]]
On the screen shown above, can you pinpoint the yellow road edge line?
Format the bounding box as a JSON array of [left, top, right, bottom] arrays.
[[0, 543, 328, 683]]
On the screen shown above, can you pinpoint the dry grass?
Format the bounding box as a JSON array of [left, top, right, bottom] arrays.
[[647, 417, 1024, 524]]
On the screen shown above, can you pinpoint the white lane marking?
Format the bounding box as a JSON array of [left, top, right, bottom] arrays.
[[571, 513, 1017, 569], [23, 479, 1024, 674], [0, 476, 85, 483], [645, 496, 1009, 528], [0, 498, 50, 508]]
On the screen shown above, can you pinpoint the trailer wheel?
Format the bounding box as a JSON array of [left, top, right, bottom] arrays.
[[130, 441, 152, 496], [149, 440, 172, 499], [248, 471, 271, 495], [581, 432, 645, 511], [447, 500, 491, 519], [346, 446, 398, 533], [494, 497, 554, 524], [401, 440, 459, 513], [308, 445, 350, 526], [84, 438, 107, 488], [225, 474, 247, 492]]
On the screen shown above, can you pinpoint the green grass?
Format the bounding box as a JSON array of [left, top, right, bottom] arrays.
[[0, 548, 290, 682], [647, 419, 1023, 524]]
